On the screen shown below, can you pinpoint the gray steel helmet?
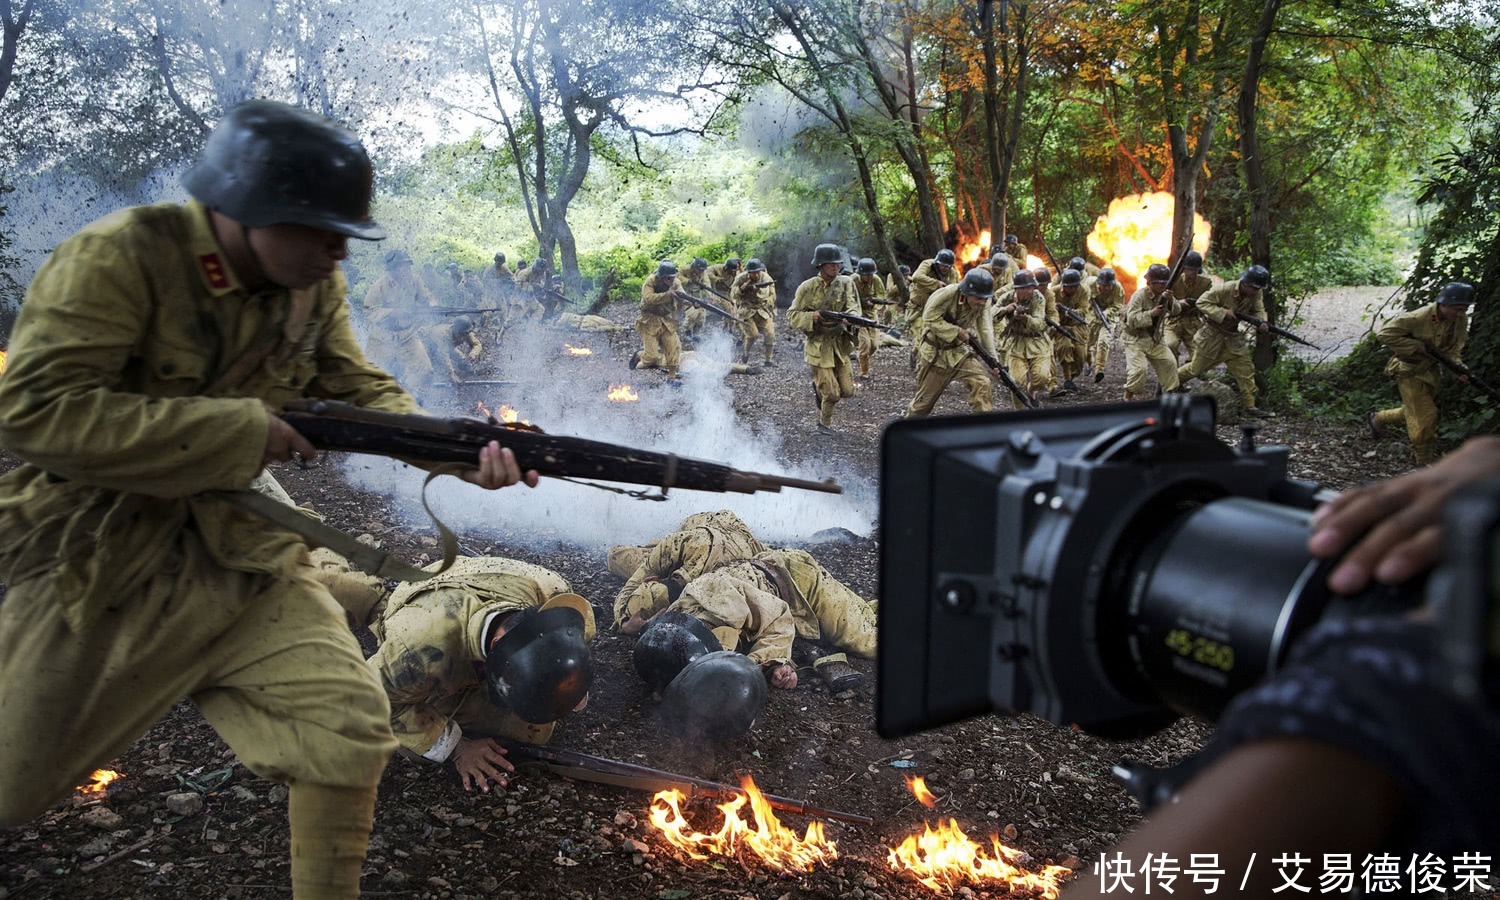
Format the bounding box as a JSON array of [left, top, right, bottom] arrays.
[[659, 650, 767, 743], [655, 260, 679, 280], [182, 100, 384, 240], [1240, 264, 1271, 290], [990, 252, 1011, 270], [725, 257, 742, 268], [959, 268, 995, 299], [1004, 233, 1019, 244], [633, 610, 722, 693], [691, 257, 709, 270], [1098, 267, 1117, 285], [1145, 263, 1172, 285], [745, 258, 765, 273], [898, 264, 912, 276], [484, 606, 594, 724], [1068, 257, 1086, 271], [1033, 267, 1052, 284], [1012, 269, 1038, 289], [450, 315, 475, 338], [1061, 269, 1083, 287], [1183, 250, 1204, 269], [811, 243, 844, 266], [1438, 281, 1476, 306], [494, 251, 506, 264], [856, 257, 877, 275], [934, 249, 956, 267], [384, 248, 412, 270]]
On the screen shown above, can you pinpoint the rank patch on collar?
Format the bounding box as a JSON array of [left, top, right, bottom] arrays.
[[198, 253, 230, 290]]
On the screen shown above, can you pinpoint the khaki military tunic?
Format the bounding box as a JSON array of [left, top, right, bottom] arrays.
[[906, 283, 998, 417], [1177, 281, 1267, 408], [734, 270, 777, 360], [1123, 286, 1183, 396], [1050, 284, 1091, 382], [612, 511, 768, 622], [1375, 303, 1469, 464], [705, 263, 741, 299], [369, 557, 586, 760], [1166, 272, 1213, 359], [678, 268, 711, 336], [906, 257, 959, 336], [1088, 279, 1126, 372], [362, 270, 440, 386], [790, 274, 862, 427], [995, 288, 1052, 396], [0, 200, 415, 824], [637, 276, 682, 376], [853, 272, 884, 375]]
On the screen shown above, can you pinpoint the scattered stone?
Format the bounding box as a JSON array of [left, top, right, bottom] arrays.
[[862, 876, 879, 888], [958, 768, 976, 780], [165, 792, 204, 817], [428, 875, 451, 889], [79, 807, 124, 831], [1060, 855, 1083, 869], [77, 835, 116, 858], [620, 838, 651, 854], [957, 888, 975, 899], [230, 785, 258, 803], [1002, 824, 1018, 841], [267, 784, 289, 804]]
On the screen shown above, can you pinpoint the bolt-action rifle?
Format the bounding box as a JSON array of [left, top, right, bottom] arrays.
[[279, 398, 841, 497], [499, 741, 873, 826], [1090, 293, 1118, 340], [819, 310, 884, 329], [1233, 311, 1321, 350], [1424, 343, 1500, 403], [1045, 318, 1079, 341], [964, 335, 1037, 409], [1055, 302, 1090, 328], [673, 290, 737, 323], [1162, 230, 1196, 304]]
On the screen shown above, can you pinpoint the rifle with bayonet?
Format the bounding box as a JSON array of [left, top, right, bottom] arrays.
[[499, 741, 873, 826], [1038, 238, 1064, 277], [673, 290, 737, 323], [1162, 231, 1196, 305], [279, 398, 841, 497], [1232, 311, 1321, 350], [1424, 343, 1500, 403], [819, 310, 884, 330], [964, 335, 1038, 409]]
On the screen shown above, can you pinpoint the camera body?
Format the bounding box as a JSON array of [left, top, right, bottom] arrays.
[[877, 395, 1418, 739]]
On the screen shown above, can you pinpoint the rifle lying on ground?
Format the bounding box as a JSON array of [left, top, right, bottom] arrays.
[[820, 310, 884, 329], [673, 290, 737, 323], [1232, 311, 1321, 349], [280, 399, 841, 497], [964, 335, 1038, 409], [1425, 343, 1500, 402], [500, 741, 873, 826]]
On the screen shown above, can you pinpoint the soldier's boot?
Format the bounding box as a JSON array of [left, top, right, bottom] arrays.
[[794, 642, 863, 692], [629, 350, 642, 370], [764, 350, 776, 367]]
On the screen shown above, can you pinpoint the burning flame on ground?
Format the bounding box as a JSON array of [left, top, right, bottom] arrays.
[[607, 383, 639, 402], [76, 769, 122, 798], [887, 778, 1071, 896], [1085, 191, 1210, 278], [0, 349, 7, 375], [564, 343, 593, 356], [475, 400, 529, 424], [648, 776, 839, 872], [907, 775, 939, 808]]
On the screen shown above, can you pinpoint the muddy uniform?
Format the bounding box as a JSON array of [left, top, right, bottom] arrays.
[[790, 274, 862, 428], [1176, 281, 1266, 409], [853, 271, 884, 376], [905, 258, 959, 338], [734, 271, 777, 364], [1166, 272, 1213, 361], [906, 283, 998, 417], [882, 272, 905, 325], [995, 288, 1052, 399], [362, 270, 440, 386], [369, 558, 588, 759], [1089, 279, 1126, 373], [0, 199, 417, 825], [612, 511, 768, 623], [637, 276, 682, 378], [1049, 284, 1091, 384], [705, 264, 740, 302], [1375, 303, 1468, 465], [1123, 286, 1184, 398], [511, 264, 548, 321], [678, 267, 711, 339]]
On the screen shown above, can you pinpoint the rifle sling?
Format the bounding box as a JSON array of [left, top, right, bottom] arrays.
[[748, 558, 805, 610], [215, 464, 463, 583]]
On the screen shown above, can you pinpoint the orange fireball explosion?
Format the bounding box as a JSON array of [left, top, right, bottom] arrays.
[[475, 400, 528, 424], [648, 776, 839, 872], [958, 229, 993, 265], [0, 349, 7, 375], [76, 769, 122, 798], [887, 777, 1071, 895], [907, 775, 939, 808], [607, 383, 639, 403], [564, 343, 593, 356], [1085, 191, 1210, 279]]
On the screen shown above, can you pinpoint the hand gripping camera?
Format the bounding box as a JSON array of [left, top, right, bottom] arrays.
[[876, 395, 1424, 739]]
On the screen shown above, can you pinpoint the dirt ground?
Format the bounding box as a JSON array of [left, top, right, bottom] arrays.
[[0, 289, 1438, 900]]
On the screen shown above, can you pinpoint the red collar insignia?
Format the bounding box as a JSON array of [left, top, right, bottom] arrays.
[[198, 253, 231, 290]]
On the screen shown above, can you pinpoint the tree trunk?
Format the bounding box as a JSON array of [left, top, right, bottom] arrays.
[[1241, 0, 1282, 380], [0, 0, 35, 106]]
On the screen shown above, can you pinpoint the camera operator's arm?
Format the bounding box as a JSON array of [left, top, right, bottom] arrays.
[[1309, 436, 1500, 593]]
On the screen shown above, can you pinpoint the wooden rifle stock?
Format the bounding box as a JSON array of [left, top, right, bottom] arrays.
[[674, 290, 736, 322], [280, 399, 841, 497], [820, 310, 883, 329], [1425, 343, 1500, 402]]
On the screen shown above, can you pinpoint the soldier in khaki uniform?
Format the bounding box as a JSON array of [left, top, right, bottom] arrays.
[[733, 258, 778, 366], [881, 263, 911, 325], [678, 257, 712, 340], [421, 315, 483, 383], [905, 248, 959, 338], [1004, 233, 1030, 269], [979, 252, 1015, 291], [705, 257, 742, 301], [1089, 267, 1126, 382], [609, 510, 767, 623], [0, 101, 537, 900], [633, 260, 682, 382], [362, 248, 440, 388], [852, 258, 884, 378], [1165, 250, 1212, 362], [367, 557, 594, 792], [994, 269, 1052, 403], [1051, 269, 1092, 392], [512, 258, 551, 321], [1122, 263, 1185, 399], [1371, 282, 1476, 465], [790, 244, 863, 434], [1176, 266, 1273, 416], [906, 269, 1002, 417], [1068, 256, 1100, 279]]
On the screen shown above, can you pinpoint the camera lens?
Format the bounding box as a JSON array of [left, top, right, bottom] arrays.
[[1100, 496, 1421, 721]]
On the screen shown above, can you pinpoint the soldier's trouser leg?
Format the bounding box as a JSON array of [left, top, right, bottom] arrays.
[[1125, 342, 1177, 397], [812, 362, 854, 426], [955, 357, 995, 412], [660, 327, 682, 378], [1045, 341, 1060, 391], [306, 548, 387, 631], [1094, 323, 1113, 372], [795, 570, 878, 658], [1010, 352, 1053, 396], [291, 782, 378, 900], [759, 318, 776, 362], [607, 544, 652, 579], [1224, 346, 1258, 408], [739, 317, 760, 361], [906, 360, 958, 418], [857, 327, 878, 375], [0, 532, 395, 831], [638, 321, 663, 368], [683, 306, 706, 338], [1176, 332, 1228, 387], [1397, 377, 1440, 464]]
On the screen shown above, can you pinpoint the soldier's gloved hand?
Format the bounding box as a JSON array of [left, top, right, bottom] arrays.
[[264, 415, 318, 466], [460, 440, 540, 490], [451, 736, 515, 793], [767, 663, 798, 689], [1309, 436, 1500, 593]]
